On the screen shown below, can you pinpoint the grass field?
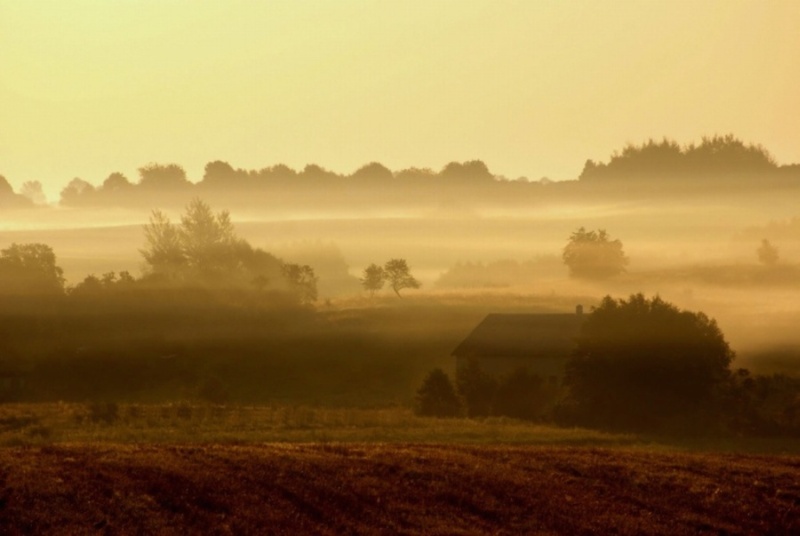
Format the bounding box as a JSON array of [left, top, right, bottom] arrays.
[[0, 403, 635, 447], [1, 442, 798, 534]]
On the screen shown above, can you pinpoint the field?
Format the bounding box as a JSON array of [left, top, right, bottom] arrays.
[[0, 404, 798, 534], [1, 441, 798, 535]]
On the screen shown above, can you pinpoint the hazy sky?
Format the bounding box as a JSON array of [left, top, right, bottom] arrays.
[[2, 1, 799, 200]]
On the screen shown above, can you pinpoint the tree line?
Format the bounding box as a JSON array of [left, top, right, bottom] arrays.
[[2, 134, 799, 208]]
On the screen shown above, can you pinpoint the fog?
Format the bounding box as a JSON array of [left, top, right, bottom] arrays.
[[1, 138, 800, 422]]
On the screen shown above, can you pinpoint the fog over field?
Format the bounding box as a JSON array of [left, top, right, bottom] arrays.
[[3, 2, 800, 532]]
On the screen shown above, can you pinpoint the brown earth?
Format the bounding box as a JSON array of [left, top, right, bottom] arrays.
[[0, 443, 798, 535]]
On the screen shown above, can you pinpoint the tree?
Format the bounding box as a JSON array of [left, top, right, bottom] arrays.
[[456, 359, 497, 418], [350, 162, 393, 183], [360, 263, 386, 296], [494, 369, 556, 421], [140, 209, 186, 280], [201, 161, 241, 189], [59, 178, 95, 206], [21, 181, 47, 205], [179, 198, 239, 280], [415, 368, 462, 417], [141, 199, 242, 282], [562, 227, 628, 279], [140, 200, 317, 304], [565, 294, 734, 432], [101, 172, 133, 194], [757, 239, 779, 267], [282, 263, 318, 304], [383, 258, 421, 297], [138, 163, 191, 191], [0, 175, 13, 197], [0, 243, 65, 295]]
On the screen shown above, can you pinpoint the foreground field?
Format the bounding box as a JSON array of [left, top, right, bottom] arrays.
[[0, 443, 798, 535]]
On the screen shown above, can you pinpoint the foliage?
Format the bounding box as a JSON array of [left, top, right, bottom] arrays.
[[723, 370, 800, 436], [757, 239, 779, 267], [140, 199, 289, 291], [59, 178, 96, 206], [20, 181, 47, 205], [178, 198, 240, 280], [414, 368, 462, 417], [140, 209, 186, 279], [456, 361, 562, 421], [360, 263, 386, 296], [580, 134, 777, 181], [383, 258, 421, 297], [494, 369, 561, 421], [456, 359, 497, 418], [565, 294, 735, 433], [70, 271, 136, 297], [282, 263, 319, 304], [562, 227, 628, 279], [138, 163, 191, 190], [0, 243, 65, 295]]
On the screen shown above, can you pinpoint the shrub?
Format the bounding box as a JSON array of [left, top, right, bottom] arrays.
[[415, 368, 461, 417]]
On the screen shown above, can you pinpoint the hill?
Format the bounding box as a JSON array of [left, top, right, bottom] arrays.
[[0, 443, 797, 534]]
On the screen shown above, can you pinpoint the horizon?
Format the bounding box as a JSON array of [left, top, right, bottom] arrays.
[[3, 1, 800, 202]]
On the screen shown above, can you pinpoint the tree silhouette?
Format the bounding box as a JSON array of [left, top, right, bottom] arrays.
[[757, 239, 779, 267], [580, 134, 777, 182], [360, 263, 386, 297], [565, 294, 734, 432], [59, 178, 95, 206], [282, 263, 318, 304], [415, 368, 461, 417], [21, 181, 47, 205], [140, 199, 302, 296], [0, 243, 65, 295], [138, 163, 191, 191], [456, 359, 497, 418], [0, 175, 13, 197], [141, 209, 186, 280], [179, 198, 240, 280], [562, 227, 628, 279], [350, 162, 393, 183], [383, 258, 421, 297], [101, 172, 133, 194]]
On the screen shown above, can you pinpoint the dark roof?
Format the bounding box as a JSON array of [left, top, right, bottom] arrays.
[[452, 313, 585, 359]]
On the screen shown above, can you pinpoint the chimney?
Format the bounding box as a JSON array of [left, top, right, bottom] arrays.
[[576, 304, 584, 316]]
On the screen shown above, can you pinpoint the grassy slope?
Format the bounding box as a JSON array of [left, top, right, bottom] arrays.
[[0, 443, 798, 535]]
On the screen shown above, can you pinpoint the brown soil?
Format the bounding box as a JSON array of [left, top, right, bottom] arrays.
[[0, 444, 798, 535]]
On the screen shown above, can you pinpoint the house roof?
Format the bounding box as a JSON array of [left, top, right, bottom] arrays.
[[452, 313, 585, 359]]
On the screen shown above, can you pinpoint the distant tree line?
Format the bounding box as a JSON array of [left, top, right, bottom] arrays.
[[54, 160, 502, 208], [4, 133, 797, 209], [580, 134, 793, 182]]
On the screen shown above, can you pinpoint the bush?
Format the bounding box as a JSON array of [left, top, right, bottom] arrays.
[[414, 368, 461, 417], [456, 360, 497, 418], [494, 369, 560, 421]]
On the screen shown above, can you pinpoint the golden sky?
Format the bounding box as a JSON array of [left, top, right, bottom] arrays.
[[2, 0, 799, 200]]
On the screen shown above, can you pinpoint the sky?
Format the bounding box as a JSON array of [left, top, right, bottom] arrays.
[[1, 0, 799, 201]]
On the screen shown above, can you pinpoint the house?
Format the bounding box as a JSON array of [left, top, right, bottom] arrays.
[[452, 306, 586, 382]]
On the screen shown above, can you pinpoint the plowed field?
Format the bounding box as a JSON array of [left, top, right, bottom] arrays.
[[1, 444, 798, 535]]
